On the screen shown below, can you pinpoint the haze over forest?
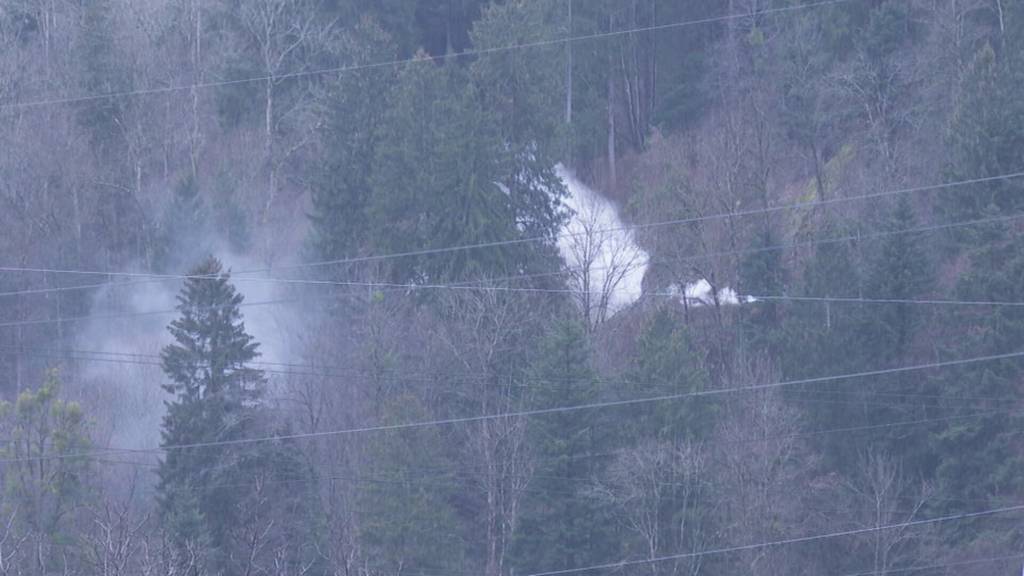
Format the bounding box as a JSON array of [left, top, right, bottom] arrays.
[[2, 0, 1024, 574]]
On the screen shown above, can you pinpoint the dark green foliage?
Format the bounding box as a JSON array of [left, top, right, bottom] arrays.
[[739, 228, 788, 356], [811, 199, 933, 470], [859, 197, 933, 367], [77, 0, 129, 152], [326, 0, 487, 57], [413, 0, 488, 57], [366, 61, 511, 282], [9, 0, 1024, 571], [782, 223, 866, 453], [360, 395, 466, 575], [309, 19, 399, 265], [649, 3, 719, 131], [942, 41, 1024, 228], [313, 30, 566, 283], [776, 13, 844, 199], [862, 1, 915, 65], [155, 175, 209, 273], [816, 1, 873, 59], [512, 320, 613, 574], [470, 0, 568, 238], [931, 222, 1024, 517], [157, 256, 267, 570], [620, 307, 711, 443]]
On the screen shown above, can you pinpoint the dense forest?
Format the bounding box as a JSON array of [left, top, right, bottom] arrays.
[[2, 0, 1024, 574]]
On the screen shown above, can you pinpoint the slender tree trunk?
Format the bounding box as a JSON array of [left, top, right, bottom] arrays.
[[190, 0, 202, 179], [812, 140, 826, 201], [607, 12, 617, 191], [263, 77, 276, 227], [994, 0, 1005, 39], [649, 0, 657, 123], [446, 0, 455, 55], [565, 0, 572, 125]]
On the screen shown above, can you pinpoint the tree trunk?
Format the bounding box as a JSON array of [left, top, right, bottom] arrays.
[[565, 0, 572, 125], [190, 0, 202, 179], [607, 65, 617, 188], [263, 78, 276, 226], [812, 139, 827, 201], [995, 0, 1005, 39]]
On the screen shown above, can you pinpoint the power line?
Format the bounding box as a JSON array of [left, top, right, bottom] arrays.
[[284, 171, 1024, 273], [1, 172, 1021, 288], [524, 504, 1024, 576], [0, 278, 148, 298], [4, 344, 1014, 407], [53, 406, 1008, 499], [644, 210, 1024, 273], [836, 553, 1024, 576], [0, 298, 294, 329], [748, 294, 1024, 307], [1, 349, 1020, 464], [2, 282, 1023, 330], [468, 208, 1024, 292], [0, 0, 852, 112], [2, 185, 1022, 303]]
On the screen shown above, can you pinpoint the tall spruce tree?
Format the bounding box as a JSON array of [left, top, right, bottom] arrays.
[[621, 307, 710, 443], [155, 175, 209, 273], [309, 19, 398, 265], [359, 394, 466, 575], [931, 219, 1024, 519], [367, 59, 535, 283], [859, 197, 933, 368], [738, 227, 788, 357], [512, 320, 612, 574], [845, 198, 933, 471], [157, 256, 265, 572], [781, 222, 866, 468], [942, 38, 1024, 242]]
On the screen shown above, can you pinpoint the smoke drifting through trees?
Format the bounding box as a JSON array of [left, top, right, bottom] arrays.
[[2, 1, 1024, 575]]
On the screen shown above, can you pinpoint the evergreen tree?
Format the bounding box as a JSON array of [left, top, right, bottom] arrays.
[[469, 0, 568, 241], [157, 256, 266, 572], [620, 307, 710, 443], [842, 198, 933, 471], [360, 394, 466, 575], [931, 219, 1024, 521], [782, 223, 866, 468], [368, 59, 555, 283], [942, 40, 1024, 233], [859, 197, 933, 368], [309, 19, 398, 265], [77, 0, 129, 153], [155, 175, 209, 273], [512, 320, 612, 574], [738, 227, 788, 358], [783, 220, 865, 379], [777, 12, 841, 201]]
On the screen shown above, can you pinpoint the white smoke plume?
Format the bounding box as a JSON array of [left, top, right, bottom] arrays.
[[556, 164, 649, 319]]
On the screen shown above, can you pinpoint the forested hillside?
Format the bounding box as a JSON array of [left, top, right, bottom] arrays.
[[2, 0, 1024, 574]]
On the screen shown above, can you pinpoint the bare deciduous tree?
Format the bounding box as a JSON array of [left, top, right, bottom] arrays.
[[563, 188, 646, 331], [236, 0, 332, 228], [843, 449, 934, 576], [712, 357, 819, 575], [591, 440, 707, 576], [83, 474, 150, 576], [437, 290, 541, 576]]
